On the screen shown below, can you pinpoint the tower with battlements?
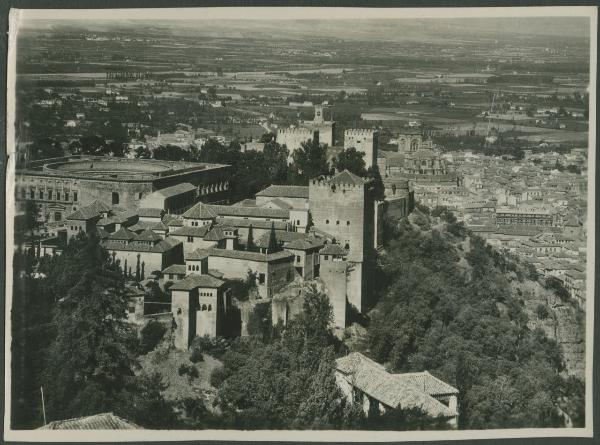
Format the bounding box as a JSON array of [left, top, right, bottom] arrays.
[[344, 129, 379, 168], [309, 170, 374, 312]]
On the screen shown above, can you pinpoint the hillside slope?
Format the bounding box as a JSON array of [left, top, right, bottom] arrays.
[[360, 207, 585, 429]]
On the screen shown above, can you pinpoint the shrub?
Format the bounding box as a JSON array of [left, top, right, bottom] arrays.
[[178, 363, 199, 379], [140, 320, 167, 354], [190, 348, 204, 363], [191, 336, 230, 358], [535, 303, 550, 320]]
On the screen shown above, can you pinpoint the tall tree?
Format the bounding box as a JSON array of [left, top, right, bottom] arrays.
[[267, 222, 279, 252], [288, 139, 331, 185], [42, 232, 137, 421], [332, 147, 367, 176], [247, 224, 255, 252]]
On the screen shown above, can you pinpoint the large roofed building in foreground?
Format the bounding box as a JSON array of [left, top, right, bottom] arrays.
[[15, 155, 232, 224], [335, 352, 459, 428]]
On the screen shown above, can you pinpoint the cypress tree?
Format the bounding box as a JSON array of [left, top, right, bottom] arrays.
[[247, 224, 255, 252], [135, 254, 141, 281], [268, 222, 278, 252]]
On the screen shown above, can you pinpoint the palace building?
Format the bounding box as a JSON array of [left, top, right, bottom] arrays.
[[15, 155, 232, 224]]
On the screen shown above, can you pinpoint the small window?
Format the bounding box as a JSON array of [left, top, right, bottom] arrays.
[[177, 308, 182, 315], [296, 255, 301, 262], [336, 220, 339, 225], [64, 192, 69, 201], [21, 189, 26, 199], [345, 243, 350, 250], [208, 304, 212, 311], [188, 265, 192, 270], [326, 220, 329, 224], [347, 221, 350, 226], [56, 192, 61, 201], [48, 190, 53, 200], [202, 304, 207, 311], [138, 192, 142, 199], [324, 255, 329, 260], [296, 220, 300, 225], [258, 273, 265, 284], [187, 236, 193, 242], [30, 190, 35, 199], [39, 190, 44, 199], [73, 192, 78, 202], [128, 306, 135, 313], [112, 192, 119, 205]]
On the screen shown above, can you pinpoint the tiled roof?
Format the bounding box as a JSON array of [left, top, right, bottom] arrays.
[[329, 169, 366, 186], [39, 413, 141, 430], [155, 182, 196, 198], [256, 185, 309, 199], [138, 207, 164, 218], [161, 264, 187, 275], [393, 371, 458, 396], [233, 198, 257, 207], [216, 217, 288, 230], [207, 247, 294, 263], [170, 225, 211, 237], [102, 238, 181, 253], [170, 273, 226, 291], [335, 353, 456, 418], [206, 204, 289, 219], [128, 221, 167, 233], [66, 206, 100, 221], [108, 227, 136, 241], [87, 200, 112, 214], [320, 244, 347, 256], [262, 198, 294, 210], [285, 237, 325, 251], [183, 202, 218, 219], [204, 226, 226, 241], [135, 229, 163, 242], [186, 248, 210, 260]]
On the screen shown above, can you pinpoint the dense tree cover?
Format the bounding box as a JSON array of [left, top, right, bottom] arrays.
[[287, 139, 332, 185], [211, 286, 350, 429], [11, 233, 175, 429], [367, 210, 585, 429], [207, 286, 445, 430], [332, 146, 367, 175]]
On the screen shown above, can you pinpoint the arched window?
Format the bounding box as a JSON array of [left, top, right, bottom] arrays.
[[177, 308, 182, 315], [208, 304, 212, 311], [202, 304, 207, 311], [345, 243, 350, 250]]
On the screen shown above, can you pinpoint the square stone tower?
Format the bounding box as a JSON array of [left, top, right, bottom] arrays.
[[309, 170, 374, 312], [344, 129, 379, 168]]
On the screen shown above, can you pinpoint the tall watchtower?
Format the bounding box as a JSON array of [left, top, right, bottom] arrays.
[[344, 129, 379, 168], [308, 170, 374, 312], [313, 104, 325, 124]]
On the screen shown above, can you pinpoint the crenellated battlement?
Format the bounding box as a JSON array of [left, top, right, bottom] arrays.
[[344, 128, 376, 137], [277, 127, 314, 136]]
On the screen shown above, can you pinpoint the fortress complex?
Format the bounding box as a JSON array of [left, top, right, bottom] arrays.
[[26, 156, 411, 350], [276, 104, 335, 161], [15, 156, 232, 224]]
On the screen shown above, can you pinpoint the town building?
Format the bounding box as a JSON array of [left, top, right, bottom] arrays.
[[15, 155, 232, 224], [335, 352, 459, 427]]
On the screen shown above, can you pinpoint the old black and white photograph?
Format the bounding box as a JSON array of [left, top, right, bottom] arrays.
[[3, 5, 596, 442]]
